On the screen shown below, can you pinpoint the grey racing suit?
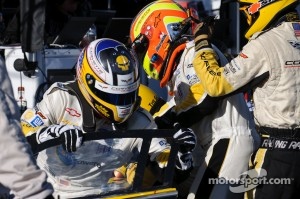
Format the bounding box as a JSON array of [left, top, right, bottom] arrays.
[[20, 81, 170, 198], [0, 56, 53, 198], [155, 41, 260, 199]]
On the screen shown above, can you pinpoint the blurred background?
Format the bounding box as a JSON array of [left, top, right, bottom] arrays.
[[0, 0, 246, 111]]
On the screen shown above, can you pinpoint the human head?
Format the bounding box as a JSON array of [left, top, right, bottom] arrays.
[[76, 38, 140, 123], [130, 0, 189, 87], [239, 0, 299, 39]]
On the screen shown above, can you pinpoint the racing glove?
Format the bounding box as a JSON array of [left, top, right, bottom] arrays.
[[173, 123, 197, 170], [154, 106, 177, 129], [153, 98, 177, 129], [37, 124, 83, 153], [155, 123, 197, 170], [176, 151, 193, 171], [193, 16, 215, 51]]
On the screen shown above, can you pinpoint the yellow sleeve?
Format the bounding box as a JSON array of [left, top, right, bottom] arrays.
[[21, 121, 41, 136], [193, 49, 233, 97], [173, 82, 205, 113], [20, 108, 46, 136], [153, 99, 175, 118]]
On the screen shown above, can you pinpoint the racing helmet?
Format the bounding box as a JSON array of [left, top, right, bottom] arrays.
[[76, 38, 140, 123], [130, 0, 189, 87], [239, 0, 299, 39], [138, 84, 166, 115]]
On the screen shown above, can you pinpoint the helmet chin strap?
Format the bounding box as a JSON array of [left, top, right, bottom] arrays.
[[159, 18, 193, 88], [159, 37, 188, 88]]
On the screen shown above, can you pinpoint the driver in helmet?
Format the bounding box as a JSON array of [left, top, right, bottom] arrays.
[[192, 0, 300, 198], [20, 38, 196, 198], [129, 0, 260, 198]]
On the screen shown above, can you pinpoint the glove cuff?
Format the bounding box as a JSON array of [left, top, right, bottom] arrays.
[[36, 127, 48, 144], [176, 151, 193, 171]]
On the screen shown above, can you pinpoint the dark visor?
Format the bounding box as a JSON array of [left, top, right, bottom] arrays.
[[91, 88, 137, 106], [86, 74, 138, 106]]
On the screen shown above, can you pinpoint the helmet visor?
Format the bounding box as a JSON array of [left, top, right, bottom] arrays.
[[93, 88, 138, 106], [86, 75, 140, 106]]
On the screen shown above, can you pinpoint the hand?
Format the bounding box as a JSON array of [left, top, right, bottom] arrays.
[[60, 127, 83, 153], [113, 162, 137, 185], [193, 16, 216, 51], [37, 125, 83, 152], [173, 123, 196, 170], [176, 151, 193, 171], [173, 123, 197, 153], [154, 108, 176, 129]]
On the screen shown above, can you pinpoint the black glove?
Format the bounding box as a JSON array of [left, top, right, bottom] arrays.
[[154, 108, 177, 129], [193, 16, 216, 51], [173, 123, 196, 153], [45, 194, 55, 199], [37, 124, 83, 152], [176, 152, 193, 171], [173, 123, 197, 171]]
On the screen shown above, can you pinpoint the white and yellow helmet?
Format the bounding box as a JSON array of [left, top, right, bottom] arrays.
[[76, 38, 140, 123]]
